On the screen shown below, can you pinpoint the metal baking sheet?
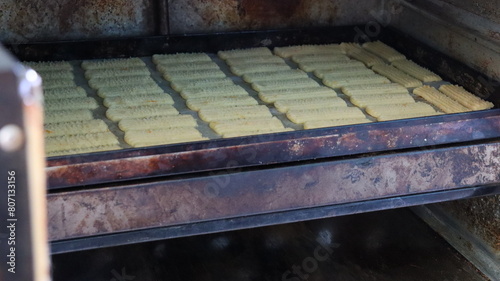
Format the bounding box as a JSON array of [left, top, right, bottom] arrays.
[[7, 27, 497, 190]]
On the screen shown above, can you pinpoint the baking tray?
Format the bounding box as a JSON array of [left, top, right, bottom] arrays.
[[8, 27, 499, 190]]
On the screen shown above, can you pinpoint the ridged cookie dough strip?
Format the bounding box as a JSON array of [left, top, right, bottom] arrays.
[[85, 67, 151, 79], [341, 44, 385, 67], [365, 102, 438, 119], [251, 78, 319, 92], [44, 97, 99, 111], [210, 117, 285, 135], [44, 109, 94, 124], [46, 145, 122, 157], [222, 128, 294, 138], [44, 120, 109, 137], [89, 76, 155, 89], [274, 97, 347, 113], [323, 75, 390, 89], [377, 111, 443, 121], [97, 84, 164, 98], [157, 61, 220, 73], [350, 93, 415, 108], [362, 41, 406, 62], [46, 132, 119, 152], [38, 70, 74, 80], [274, 44, 343, 58], [43, 79, 77, 90], [199, 105, 272, 122], [106, 104, 179, 122], [225, 56, 285, 66], [286, 107, 366, 124], [298, 60, 359, 72], [124, 128, 205, 147], [26, 61, 73, 71], [291, 54, 350, 64], [321, 69, 377, 81], [304, 118, 372, 129], [118, 115, 197, 131], [152, 53, 212, 65], [218, 47, 273, 60], [82, 58, 145, 70], [242, 69, 308, 83], [104, 94, 175, 108], [341, 83, 408, 97], [391, 60, 442, 82], [230, 63, 290, 76], [372, 64, 423, 88], [43, 87, 88, 100], [181, 90, 249, 100], [313, 63, 369, 78], [413, 86, 470, 114], [259, 87, 337, 103], [163, 69, 226, 81], [170, 78, 234, 92], [439, 84, 494, 110], [180, 85, 249, 99], [186, 96, 258, 111]]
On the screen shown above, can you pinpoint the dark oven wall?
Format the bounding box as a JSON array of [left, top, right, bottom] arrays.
[[0, 0, 384, 43]]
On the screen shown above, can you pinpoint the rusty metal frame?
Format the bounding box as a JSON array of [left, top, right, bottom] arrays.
[[51, 184, 500, 254], [0, 45, 49, 281], [47, 141, 500, 246]]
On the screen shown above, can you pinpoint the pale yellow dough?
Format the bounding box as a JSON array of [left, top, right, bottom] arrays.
[[251, 78, 319, 92], [286, 107, 366, 124], [82, 58, 145, 70], [170, 78, 234, 92], [349, 93, 415, 108], [230, 63, 290, 76], [391, 60, 442, 82], [44, 87, 87, 100], [322, 74, 390, 89], [44, 109, 94, 124], [97, 84, 164, 98], [106, 104, 179, 121], [242, 69, 308, 83], [274, 97, 347, 113], [365, 102, 438, 119], [46, 132, 119, 152], [438, 84, 494, 110], [372, 64, 423, 88], [44, 97, 99, 111], [304, 118, 372, 129], [44, 120, 109, 137], [186, 96, 258, 111], [413, 86, 470, 114], [103, 94, 175, 108], [258, 87, 337, 103], [341, 83, 408, 97], [362, 41, 406, 62], [85, 67, 151, 79], [180, 85, 249, 100], [124, 128, 206, 147], [198, 105, 272, 122], [118, 115, 197, 131], [210, 117, 285, 135]]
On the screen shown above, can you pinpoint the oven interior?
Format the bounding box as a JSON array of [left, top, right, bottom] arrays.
[[1, 0, 499, 280]]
